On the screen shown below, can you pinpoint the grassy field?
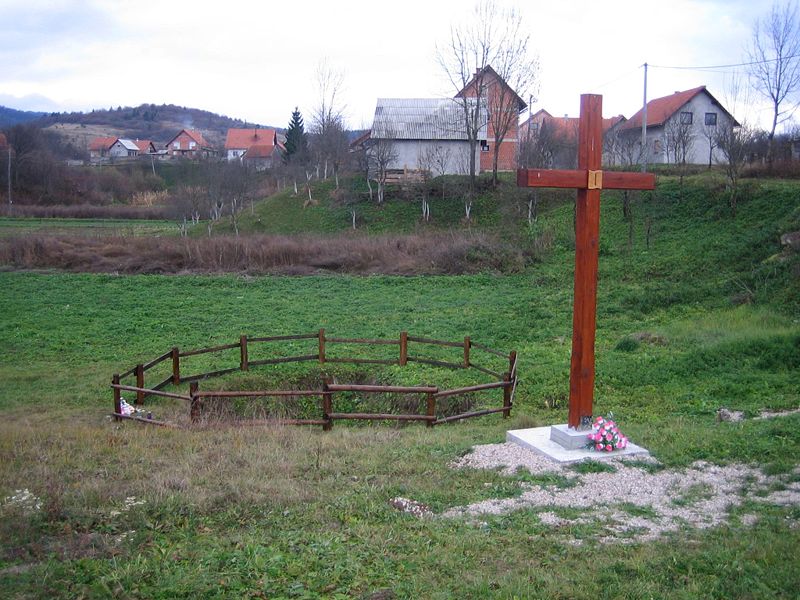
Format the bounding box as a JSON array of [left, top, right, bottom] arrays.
[[0, 217, 177, 238], [1, 174, 799, 598]]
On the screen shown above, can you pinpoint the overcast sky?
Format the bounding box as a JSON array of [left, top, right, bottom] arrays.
[[0, 0, 788, 131]]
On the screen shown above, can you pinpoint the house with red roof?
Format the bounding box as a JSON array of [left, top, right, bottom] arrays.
[[619, 86, 737, 165], [519, 109, 625, 168], [133, 140, 157, 155], [456, 65, 527, 172], [224, 128, 282, 169], [88, 136, 118, 160], [165, 129, 216, 159]]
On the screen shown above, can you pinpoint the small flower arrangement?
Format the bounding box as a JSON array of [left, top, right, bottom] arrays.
[[587, 414, 628, 452]]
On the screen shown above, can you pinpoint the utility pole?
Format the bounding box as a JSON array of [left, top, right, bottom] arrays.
[[641, 62, 648, 173], [6, 145, 10, 206]]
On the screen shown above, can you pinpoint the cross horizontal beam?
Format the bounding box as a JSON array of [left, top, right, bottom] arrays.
[[516, 168, 655, 191]]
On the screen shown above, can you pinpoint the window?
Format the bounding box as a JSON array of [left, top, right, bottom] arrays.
[[653, 139, 662, 154], [480, 140, 490, 152], [680, 111, 693, 125], [173, 141, 180, 149], [532, 122, 540, 131], [704, 112, 717, 126], [189, 141, 196, 150]]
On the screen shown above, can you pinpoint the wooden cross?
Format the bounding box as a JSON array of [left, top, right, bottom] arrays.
[[517, 94, 655, 429]]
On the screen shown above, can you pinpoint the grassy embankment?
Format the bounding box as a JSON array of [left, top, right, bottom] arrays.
[[0, 173, 798, 598]]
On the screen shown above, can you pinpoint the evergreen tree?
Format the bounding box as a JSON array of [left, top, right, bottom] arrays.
[[283, 107, 309, 164]]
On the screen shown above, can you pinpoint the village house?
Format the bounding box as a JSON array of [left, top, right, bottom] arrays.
[[224, 128, 282, 169], [133, 139, 157, 155], [364, 97, 487, 177], [618, 86, 738, 166], [519, 110, 626, 168], [164, 129, 216, 159], [88, 136, 117, 160], [108, 138, 140, 159], [456, 65, 527, 172]]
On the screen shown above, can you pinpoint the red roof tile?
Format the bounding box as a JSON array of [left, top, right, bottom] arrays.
[[621, 86, 707, 130], [243, 144, 277, 159], [133, 139, 155, 152], [89, 136, 117, 151], [225, 128, 276, 150]]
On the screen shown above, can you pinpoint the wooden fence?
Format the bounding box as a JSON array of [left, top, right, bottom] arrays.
[[110, 330, 518, 430]]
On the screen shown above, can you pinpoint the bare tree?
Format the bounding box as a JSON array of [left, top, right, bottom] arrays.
[[311, 60, 348, 184], [716, 121, 757, 217], [702, 122, 719, 168], [748, 1, 800, 166], [368, 137, 397, 204]]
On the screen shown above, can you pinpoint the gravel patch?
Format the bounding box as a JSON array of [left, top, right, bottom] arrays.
[[437, 442, 800, 544], [756, 407, 800, 420]]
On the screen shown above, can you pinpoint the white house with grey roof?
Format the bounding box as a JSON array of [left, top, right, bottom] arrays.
[[108, 138, 140, 159], [365, 98, 488, 176]]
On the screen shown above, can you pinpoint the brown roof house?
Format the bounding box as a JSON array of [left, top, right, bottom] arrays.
[[224, 128, 282, 169], [455, 65, 527, 173], [88, 136, 117, 160], [165, 129, 216, 159], [618, 86, 738, 165], [519, 109, 625, 168]]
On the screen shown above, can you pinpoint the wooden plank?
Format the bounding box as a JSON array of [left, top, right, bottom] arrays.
[[189, 382, 200, 422], [151, 376, 174, 392], [112, 374, 121, 419], [328, 413, 435, 421], [249, 333, 318, 342], [180, 367, 240, 382], [463, 336, 470, 368], [426, 393, 436, 427], [326, 337, 400, 345], [179, 342, 240, 358], [406, 335, 463, 348], [111, 413, 177, 428], [248, 354, 318, 367], [469, 364, 503, 379], [142, 350, 173, 372], [503, 373, 512, 418], [118, 366, 137, 379], [322, 378, 332, 431], [326, 383, 438, 394], [406, 356, 464, 371], [195, 389, 323, 398], [468, 341, 507, 358], [435, 406, 508, 424], [240, 335, 249, 371], [111, 383, 191, 401], [517, 168, 587, 189], [135, 364, 144, 405], [603, 171, 656, 190], [318, 329, 325, 364], [232, 418, 329, 427], [399, 331, 408, 366], [325, 357, 398, 366], [433, 381, 507, 399], [171, 347, 180, 385]]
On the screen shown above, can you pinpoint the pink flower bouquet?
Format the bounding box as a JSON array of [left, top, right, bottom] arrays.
[[586, 414, 628, 452]]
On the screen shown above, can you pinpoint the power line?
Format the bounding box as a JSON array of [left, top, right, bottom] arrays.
[[649, 53, 800, 71]]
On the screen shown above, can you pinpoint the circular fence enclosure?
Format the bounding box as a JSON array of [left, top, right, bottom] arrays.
[[110, 330, 518, 430]]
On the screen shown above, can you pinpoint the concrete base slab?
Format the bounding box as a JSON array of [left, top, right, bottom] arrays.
[[507, 426, 650, 464], [550, 423, 593, 450]]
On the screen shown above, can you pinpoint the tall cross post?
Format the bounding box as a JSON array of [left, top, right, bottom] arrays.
[[517, 94, 655, 429]]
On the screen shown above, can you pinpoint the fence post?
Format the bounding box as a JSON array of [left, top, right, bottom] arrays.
[[400, 331, 408, 366], [112, 374, 121, 419], [322, 377, 333, 431], [426, 392, 436, 427], [502, 373, 512, 418], [189, 381, 200, 423], [171, 347, 180, 385], [135, 364, 144, 405], [463, 336, 471, 368], [318, 328, 326, 364], [240, 335, 249, 371], [508, 351, 517, 379]]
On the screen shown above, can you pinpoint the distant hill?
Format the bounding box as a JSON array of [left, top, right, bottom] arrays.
[[31, 104, 281, 149], [0, 106, 47, 128]]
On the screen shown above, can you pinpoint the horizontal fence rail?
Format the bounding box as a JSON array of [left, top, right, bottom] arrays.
[[110, 331, 517, 430]]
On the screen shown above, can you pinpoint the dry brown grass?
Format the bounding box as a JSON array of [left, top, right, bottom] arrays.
[[0, 231, 528, 275]]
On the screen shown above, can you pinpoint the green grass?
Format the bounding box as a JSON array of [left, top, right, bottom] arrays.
[[0, 217, 177, 237], [1, 174, 799, 597]]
